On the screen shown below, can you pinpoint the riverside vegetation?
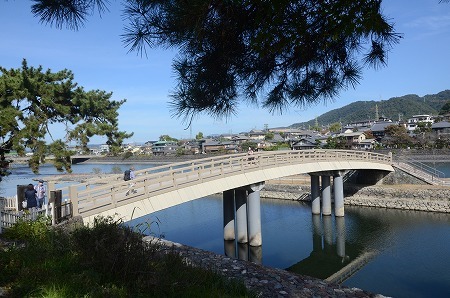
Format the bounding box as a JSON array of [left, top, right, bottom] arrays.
[[0, 215, 254, 297]]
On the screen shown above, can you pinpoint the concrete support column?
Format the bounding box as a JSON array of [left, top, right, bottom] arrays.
[[321, 175, 332, 216], [247, 182, 264, 246], [235, 188, 248, 243], [223, 189, 235, 241], [310, 175, 321, 215], [333, 173, 345, 217]]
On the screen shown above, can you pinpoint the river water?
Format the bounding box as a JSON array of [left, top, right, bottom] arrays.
[[1, 162, 450, 298]]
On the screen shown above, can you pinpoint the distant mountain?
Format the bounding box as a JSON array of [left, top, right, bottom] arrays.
[[290, 90, 450, 128]]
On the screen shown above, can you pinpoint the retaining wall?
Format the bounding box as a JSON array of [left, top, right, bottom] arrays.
[[261, 183, 450, 213]]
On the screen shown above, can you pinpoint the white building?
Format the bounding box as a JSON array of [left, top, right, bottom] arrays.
[[406, 115, 434, 132]]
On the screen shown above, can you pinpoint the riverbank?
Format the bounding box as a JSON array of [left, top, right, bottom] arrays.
[[150, 236, 380, 298], [262, 177, 450, 213]]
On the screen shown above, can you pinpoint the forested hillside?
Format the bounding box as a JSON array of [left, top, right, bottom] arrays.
[[290, 90, 450, 128]]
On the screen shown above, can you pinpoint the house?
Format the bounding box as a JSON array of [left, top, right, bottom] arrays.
[[291, 136, 325, 150], [343, 119, 376, 131], [354, 139, 377, 150], [281, 129, 317, 140], [370, 121, 397, 140], [231, 134, 251, 144], [151, 141, 179, 155], [201, 140, 238, 153], [432, 121, 450, 136], [248, 129, 266, 141], [336, 131, 367, 149], [182, 140, 202, 154], [99, 144, 110, 153], [406, 114, 434, 132]]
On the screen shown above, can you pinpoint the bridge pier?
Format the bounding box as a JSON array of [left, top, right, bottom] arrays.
[[310, 171, 345, 217], [222, 182, 264, 246], [223, 189, 235, 241], [235, 188, 248, 243], [333, 172, 345, 217], [321, 175, 332, 216], [246, 182, 264, 246], [310, 175, 321, 215]]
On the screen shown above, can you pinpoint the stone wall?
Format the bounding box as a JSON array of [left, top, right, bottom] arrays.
[[262, 183, 450, 213], [261, 184, 311, 201], [379, 168, 429, 185], [344, 186, 450, 213]]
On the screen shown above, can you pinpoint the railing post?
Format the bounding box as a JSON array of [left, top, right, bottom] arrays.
[[69, 185, 79, 217], [47, 181, 55, 192]]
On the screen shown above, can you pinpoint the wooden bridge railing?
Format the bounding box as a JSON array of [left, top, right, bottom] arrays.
[[51, 150, 392, 219]]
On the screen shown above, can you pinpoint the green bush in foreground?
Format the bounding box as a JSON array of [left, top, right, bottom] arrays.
[[0, 216, 254, 297]]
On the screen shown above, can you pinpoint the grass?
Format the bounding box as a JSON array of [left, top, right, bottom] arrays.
[[0, 216, 255, 297]]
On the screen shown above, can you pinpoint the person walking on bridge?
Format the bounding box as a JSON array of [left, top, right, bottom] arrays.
[[125, 167, 137, 196]]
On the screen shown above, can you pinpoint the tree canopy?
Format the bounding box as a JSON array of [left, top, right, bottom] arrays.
[[30, 0, 401, 126], [0, 59, 132, 177]]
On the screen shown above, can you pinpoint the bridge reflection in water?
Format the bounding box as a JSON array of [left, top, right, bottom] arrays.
[[222, 206, 377, 283]]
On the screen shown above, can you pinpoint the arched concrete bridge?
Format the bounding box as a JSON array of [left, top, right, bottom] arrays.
[[52, 150, 393, 230]]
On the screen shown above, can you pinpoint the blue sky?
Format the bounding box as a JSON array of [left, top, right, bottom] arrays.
[[1, 0, 449, 144]]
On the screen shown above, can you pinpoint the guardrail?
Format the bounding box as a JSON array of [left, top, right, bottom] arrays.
[[393, 155, 449, 186], [50, 150, 392, 220]]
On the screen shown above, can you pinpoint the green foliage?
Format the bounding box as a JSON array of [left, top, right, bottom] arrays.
[[324, 136, 347, 149], [439, 100, 450, 115], [159, 135, 178, 142], [383, 124, 413, 148], [264, 132, 274, 141], [2, 215, 51, 243], [240, 141, 258, 152], [0, 60, 133, 178], [121, 151, 133, 160], [0, 215, 254, 297], [29, 0, 400, 123], [195, 132, 204, 140], [48, 140, 74, 173], [414, 122, 432, 134], [92, 167, 102, 174], [176, 147, 186, 156], [435, 137, 450, 149], [329, 122, 342, 133]]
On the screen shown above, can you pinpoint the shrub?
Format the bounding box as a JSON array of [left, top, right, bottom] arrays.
[[0, 215, 254, 297]]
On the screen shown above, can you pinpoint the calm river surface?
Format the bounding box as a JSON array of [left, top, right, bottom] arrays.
[[1, 162, 450, 298]]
